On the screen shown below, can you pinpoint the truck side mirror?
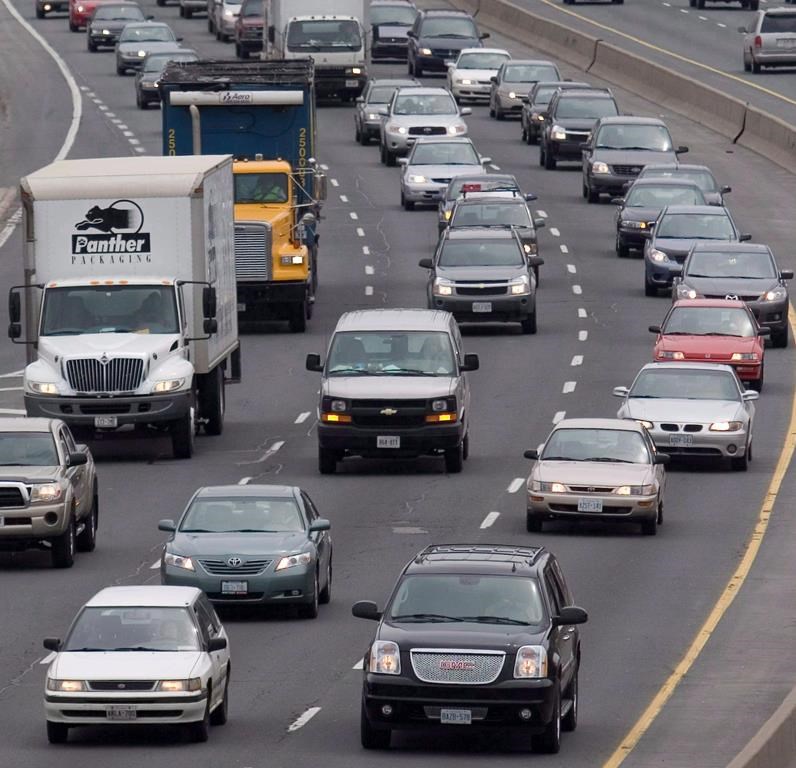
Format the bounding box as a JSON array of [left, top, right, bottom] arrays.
[[8, 323, 21, 341], [267, 25, 275, 43], [314, 172, 328, 202], [202, 286, 217, 319], [203, 318, 218, 335], [8, 291, 20, 324], [418, 258, 433, 269], [460, 353, 479, 372], [306, 353, 323, 372]]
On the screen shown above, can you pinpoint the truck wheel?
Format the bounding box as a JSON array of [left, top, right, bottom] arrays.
[[76, 487, 98, 552], [200, 367, 225, 436], [51, 516, 76, 568], [288, 301, 307, 332], [444, 442, 464, 473], [171, 405, 195, 459], [532, 685, 561, 753], [318, 446, 338, 475]]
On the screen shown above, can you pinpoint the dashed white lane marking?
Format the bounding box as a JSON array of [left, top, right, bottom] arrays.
[[91, 97, 102, 104], [240, 440, 286, 466], [105, 111, 115, 118], [40, 652, 56, 665], [98, 104, 108, 111], [550, 227, 560, 237], [365, 285, 374, 296], [295, 412, 311, 424], [571, 355, 583, 366], [111, 118, 123, 125], [0, 209, 23, 250], [698, 15, 707, 20], [356, 228, 365, 237], [680, 8, 689, 13], [0, 408, 25, 415], [553, 410, 566, 424], [134, 147, 146, 154], [149, 558, 161, 570], [579, 330, 588, 341], [128, 138, 140, 145], [536, 209, 548, 218], [365, 265, 374, 275], [717, 22, 726, 27], [330, 178, 339, 187], [480, 511, 500, 529], [489, 163, 501, 171], [507, 477, 525, 494], [339, 194, 348, 203], [362, 245, 370, 255], [0, 370, 23, 378], [122, 130, 134, 137], [567, 263, 576, 273], [0, 386, 23, 392], [349, 211, 358, 220], [560, 244, 569, 254], [563, 381, 577, 393], [662, 1, 670, 5], [238, 477, 251, 485], [578, 307, 587, 318], [352, 658, 364, 670], [118, 124, 129, 130], [288, 707, 322, 733], [320, 163, 329, 170], [572, 285, 583, 295]]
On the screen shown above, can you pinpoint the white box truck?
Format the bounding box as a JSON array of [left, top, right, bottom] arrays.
[[9, 155, 241, 459], [264, 0, 369, 101]]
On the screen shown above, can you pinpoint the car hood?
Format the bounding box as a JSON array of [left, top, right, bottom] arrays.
[[651, 238, 715, 258], [592, 149, 677, 166], [171, 531, 308, 557], [619, 206, 661, 223], [535, 460, 654, 485], [92, 19, 138, 32], [391, 115, 463, 128], [453, 67, 499, 80], [436, 265, 528, 282], [551, 117, 599, 130], [39, 333, 181, 360], [118, 42, 180, 54], [405, 163, 482, 178], [418, 37, 479, 51], [50, 651, 202, 680], [683, 276, 776, 297], [323, 376, 456, 399], [0, 466, 63, 482], [378, 621, 547, 650], [657, 335, 758, 357], [621, 397, 743, 422]]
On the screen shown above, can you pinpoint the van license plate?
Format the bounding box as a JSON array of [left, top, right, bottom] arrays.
[[577, 498, 603, 513], [94, 416, 117, 428], [377, 436, 400, 449], [440, 709, 472, 725], [106, 705, 137, 721], [669, 434, 693, 447], [472, 302, 492, 313], [222, 580, 248, 595], [345, 79, 359, 88]]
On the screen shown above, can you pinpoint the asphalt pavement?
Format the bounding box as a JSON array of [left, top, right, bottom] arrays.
[[0, 1, 795, 766]]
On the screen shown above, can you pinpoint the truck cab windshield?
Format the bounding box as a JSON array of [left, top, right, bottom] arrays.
[[286, 19, 362, 52], [41, 285, 180, 336], [235, 173, 289, 204]]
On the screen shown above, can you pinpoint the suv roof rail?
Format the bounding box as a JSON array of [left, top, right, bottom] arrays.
[[416, 543, 545, 566]]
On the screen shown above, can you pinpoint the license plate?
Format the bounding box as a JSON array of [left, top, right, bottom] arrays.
[[221, 580, 248, 595], [577, 498, 603, 513], [94, 416, 117, 428], [472, 302, 492, 313], [237, 302, 246, 312], [669, 434, 693, 447], [106, 705, 136, 721], [777, 38, 796, 48], [440, 708, 472, 725], [345, 79, 359, 88], [0, 517, 4, 527], [377, 435, 400, 449]]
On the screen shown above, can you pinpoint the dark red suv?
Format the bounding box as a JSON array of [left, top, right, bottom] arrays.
[[234, 0, 262, 59]]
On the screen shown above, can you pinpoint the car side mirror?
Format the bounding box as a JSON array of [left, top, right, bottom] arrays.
[[739, 233, 752, 242], [460, 107, 472, 116], [528, 256, 544, 267], [780, 270, 793, 280], [489, 76, 497, 83], [743, 390, 759, 402], [309, 518, 331, 533], [721, 185, 732, 194], [67, 451, 88, 467], [479, 32, 490, 39], [377, 107, 388, 116], [676, 145, 689, 155], [523, 449, 538, 460], [158, 519, 177, 532], [552, 606, 588, 626], [533, 217, 545, 228], [8, 323, 22, 341], [352, 600, 382, 621], [267, 24, 275, 43], [305, 353, 323, 372], [670, 265, 683, 276], [176, 36, 183, 41], [611, 197, 624, 205], [480, 156, 492, 165], [355, 96, 364, 103], [207, 637, 227, 652], [203, 318, 218, 335], [397, 157, 408, 167], [43, 638, 61, 652], [460, 353, 479, 372], [406, 30, 416, 38], [648, 325, 661, 334], [654, 453, 670, 465], [525, 193, 537, 202], [757, 327, 771, 336], [612, 386, 629, 398], [202, 286, 217, 319], [418, 257, 433, 269]]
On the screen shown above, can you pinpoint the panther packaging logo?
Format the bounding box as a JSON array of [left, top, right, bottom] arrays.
[[71, 199, 152, 265]]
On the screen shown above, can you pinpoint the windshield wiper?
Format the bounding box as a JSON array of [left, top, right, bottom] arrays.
[[457, 615, 531, 625], [380, 368, 437, 376], [65, 647, 106, 652], [180, 528, 213, 533], [109, 646, 170, 652], [328, 367, 371, 376], [583, 457, 636, 463], [542, 455, 581, 461], [226, 528, 280, 533], [391, 613, 465, 623], [628, 394, 660, 399]]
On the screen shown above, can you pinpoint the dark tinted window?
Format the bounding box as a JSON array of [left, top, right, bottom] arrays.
[[371, 5, 416, 26], [555, 96, 617, 119], [0, 433, 59, 466], [760, 13, 796, 33], [420, 17, 478, 37], [439, 239, 523, 267]]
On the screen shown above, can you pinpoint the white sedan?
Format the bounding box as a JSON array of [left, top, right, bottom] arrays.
[[43, 586, 231, 744], [447, 48, 511, 102]]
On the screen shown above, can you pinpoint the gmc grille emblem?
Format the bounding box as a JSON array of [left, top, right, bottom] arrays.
[[439, 660, 476, 671]]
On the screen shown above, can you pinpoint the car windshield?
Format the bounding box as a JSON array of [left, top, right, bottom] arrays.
[[420, 18, 478, 37], [643, 168, 719, 193], [686, 250, 777, 279], [371, 5, 417, 25], [410, 142, 479, 165], [286, 19, 361, 51], [631, 369, 740, 400], [447, 178, 517, 200], [503, 64, 559, 83], [394, 93, 457, 115], [63, 606, 200, 652], [533, 85, 559, 105], [656, 213, 735, 240], [541, 428, 651, 463], [239, 0, 261, 17], [234, 172, 288, 203], [40, 286, 179, 336], [180, 497, 304, 533], [120, 25, 174, 42], [389, 574, 545, 625], [143, 52, 198, 72], [327, 331, 456, 376], [626, 185, 705, 207], [94, 6, 144, 20], [452, 202, 530, 227], [439, 239, 523, 267], [760, 14, 796, 33], [368, 85, 404, 104], [555, 96, 618, 119], [595, 124, 672, 151], [663, 307, 756, 337], [0, 433, 59, 466], [456, 52, 510, 69]]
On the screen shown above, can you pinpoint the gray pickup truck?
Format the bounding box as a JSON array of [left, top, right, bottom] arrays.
[[0, 418, 98, 568]]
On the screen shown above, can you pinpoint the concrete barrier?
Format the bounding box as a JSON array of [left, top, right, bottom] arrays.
[[726, 685, 796, 768], [738, 106, 796, 177]]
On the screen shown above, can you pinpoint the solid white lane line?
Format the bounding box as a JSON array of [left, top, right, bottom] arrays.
[[480, 511, 500, 529], [339, 194, 348, 202], [238, 477, 252, 485], [578, 308, 587, 318], [352, 658, 364, 670], [295, 412, 311, 424], [40, 652, 56, 665], [365, 286, 374, 296], [560, 244, 569, 254], [349, 211, 358, 220], [571, 355, 583, 366], [567, 263, 576, 273], [356, 228, 365, 237], [550, 227, 560, 237], [365, 265, 375, 275], [288, 707, 322, 733], [489, 163, 501, 171], [149, 558, 161, 570], [362, 245, 370, 255], [0, 408, 25, 415], [563, 381, 577, 393], [330, 178, 339, 187], [553, 410, 566, 424], [507, 478, 525, 494], [579, 330, 588, 341], [536, 209, 548, 218], [0, 370, 23, 378], [0, 386, 23, 392], [572, 285, 582, 295]]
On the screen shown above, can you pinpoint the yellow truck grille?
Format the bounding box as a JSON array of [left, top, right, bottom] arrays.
[[234, 221, 272, 282]]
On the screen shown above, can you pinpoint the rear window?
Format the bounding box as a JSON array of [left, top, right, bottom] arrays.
[[555, 96, 618, 119], [760, 14, 796, 34]]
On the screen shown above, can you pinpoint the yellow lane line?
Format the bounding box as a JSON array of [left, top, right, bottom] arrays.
[[535, 0, 796, 108], [602, 307, 796, 768]]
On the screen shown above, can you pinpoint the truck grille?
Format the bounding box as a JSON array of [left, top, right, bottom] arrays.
[[65, 358, 144, 393], [199, 558, 272, 576], [456, 284, 508, 296], [410, 650, 505, 685], [0, 486, 25, 508], [235, 222, 272, 282]]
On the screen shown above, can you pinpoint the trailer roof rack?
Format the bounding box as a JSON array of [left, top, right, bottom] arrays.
[[160, 58, 315, 86]]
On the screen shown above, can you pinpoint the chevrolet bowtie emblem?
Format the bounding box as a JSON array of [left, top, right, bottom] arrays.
[[380, 408, 398, 416]]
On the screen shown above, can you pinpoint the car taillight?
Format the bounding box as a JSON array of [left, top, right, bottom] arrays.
[[754, 35, 762, 48]]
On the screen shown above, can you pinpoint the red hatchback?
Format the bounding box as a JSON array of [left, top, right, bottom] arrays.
[[650, 299, 767, 391], [68, 0, 109, 30]]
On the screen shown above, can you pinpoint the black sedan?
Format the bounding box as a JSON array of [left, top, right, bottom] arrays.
[[87, 3, 148, 51]]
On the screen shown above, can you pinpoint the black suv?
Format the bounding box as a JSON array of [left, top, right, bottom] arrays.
[[353, 543, 588, 752], [539, 87, 618, 170], [407, 9, 489, 76]]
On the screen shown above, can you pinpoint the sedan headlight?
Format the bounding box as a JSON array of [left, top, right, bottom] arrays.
[[447, 124, 466, 135], [657, 350, 685, 360], [47, 679, 87, 692], [592, 161, 610, 174], [433, 277, 454, 296], [514, 646, 547, 678], [30, 483, 64, 503], [102, 28, 111, 35], [762, 286, 787, 302], [709, 421, 743, 432], [163, 551, 195, 571], [137, 49, 147, 57], [386, 123, 407, 134], [369, 641, 401, 675], [508, 91, 517, 99], [551, 125, 567, 141], [420, 47, 432, 55], [431, 399, 450, 412], [620, 220, 647, 230], [615, 484, 656, 496], [29, 381, 58, 395], [407, 174, 427, 183], [153, 378, 185, 393], [530, 481, 567, 493], [457, 78, 473, 86], [675, 284, 698, 299], [157, 678, 202, 692], [366, 112, 380, 121], [731, 352, 759, 361], [275, 552, 312, 571], [510, 275, 531, 296], [350, 67, 362, 75], [649, 248, 668, 263]]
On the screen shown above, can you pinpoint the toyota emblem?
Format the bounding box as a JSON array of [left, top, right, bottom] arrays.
[[725, 294, 738, 300], [227, 556, 243, 568]]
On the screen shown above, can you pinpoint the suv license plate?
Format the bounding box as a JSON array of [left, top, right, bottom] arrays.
[[94, 416, 117, 428], [377, 436, 400, 449], [669, 434, 693, 447], [345, 79, 359, 88], [106, 705, 136, 721], [472, 302, 492, 313], [222, 580, 248, 595], [440, 709, 472, 725], [577, 498, 603, 513]]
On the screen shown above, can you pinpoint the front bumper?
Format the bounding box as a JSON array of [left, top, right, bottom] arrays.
[[648, 426, 749, 459], [430, 293, 533, 322], [361, 117, 382, 138], [451, 82, 491, 101], [415, 52, 456, 72], [616, 224, 650, 249], [318, 421, 464, 458], [45, 692, 208, 725], [236, 280, 308, 320], [118, 54, 147, 71], [88, 30, 120, 46], [315, 70, 366, 98], [38, 0, 70, 10], [589, 171, 639, 195], [402, 180, 449, 203], [24, 391, 191, 427], [236, 35, 262, 53], [217, 16, 237, 35], [547, 138, 587, 161], [372, 41, 409, 60], [0, 500, 71, 546], [527, 491, 658, 521], [645, 257, 683, 288], [138, 83, 161, 103], [495, 92, 524, 113]]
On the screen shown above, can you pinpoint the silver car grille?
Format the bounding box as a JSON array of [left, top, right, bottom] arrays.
[[660, 423, 703, 432], [234, 222, 272, 282], [199, 558, 272, 576], [65, 358, 144, 393], [410, 649, 505, 684]]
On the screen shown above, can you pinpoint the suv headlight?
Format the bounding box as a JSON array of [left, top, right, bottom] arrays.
[[433, 277, 454, 296], [386, 123, 407, 134], [615, 484, 655, 496], [514, 646, 547, 678], [420, 47, 432, 55], [447, 124, 466, 135], [29, 381, 58, 395], [551, 125, 566, 141], [369, 641, 401, 675], [157, 678, 202, 692], [30, 483, 64, 503], [676, 284, 697, 299], [592, 161, 610, 174], [366, 112, 380, 121], [153, 378, 185, 393], [709, 421, 743, 432], [620, 220, 647, 230], [407, 174, 427, 183], [530, 481, 566, 493], [163, 551, 195, 571], [510, 275, 531, 295], [275, 552, 312, 571], [649, 248, 668, 263], [47, 679, 87, 692], [762, 286, 786, 302]]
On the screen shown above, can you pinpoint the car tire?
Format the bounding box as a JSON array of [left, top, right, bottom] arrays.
[[361, 703, 391, 749], [743, 54, 751, 72], [171, 404, 196, 459], [47, 721, 69, 744], [87, 39, 97, 52], [51, 516, 76, 568], [179, 4, 185, 15], [529, 128, 538, 145], [526, 511, 543, 532], [532, 685, 561, 753], [385, 150, 397, 167], [731, 448, 749, 471], [69, 21, 79, 32], [76, 488, 98, 552], [414, 62, 423, 77], [689, 0, 696, 5], [489, 104, 496, 118], [157, 0, 165, 5], [184, 7, 192, 17], [444, 442, 464, 473], [462, 431, 470, 461], [657, 500, 664, 525], [616, 237, 630, 258], [772, 326, 788, 348], [298, 570, 320, 619], [562, 668, 578, 732], [750, 366, 764, 392], [641, 515, 657, 535], [359, 129, 369, 146], [495, 106, 505, 120], [587, 184, 600, 204], [36, 6, 45, 18], [209, 673, 229, 726], [752, 58, 761, 74], [189, 697, 211, 742], [208, 18, 214, 33], [116, 64, 126, 76], [644, 277, 657, 297], [319, 555, 332, 604], [538, 144, 546, 167], [521, 310, 537, 335], [521, 124, 527, 141], [136, 90, 146, 109], [544, 148, 557, 170], [318, 446, 338, 475], [401, 191, 415, 211]]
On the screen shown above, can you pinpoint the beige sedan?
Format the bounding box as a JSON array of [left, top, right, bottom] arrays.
[[523, 418, 668, 536]]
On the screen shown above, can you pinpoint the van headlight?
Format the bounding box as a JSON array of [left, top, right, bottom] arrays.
[[592, 161, 610, 174], [551, 125, 566, 141], [433, 277, 454, 296], [510, 275, 531, 295]]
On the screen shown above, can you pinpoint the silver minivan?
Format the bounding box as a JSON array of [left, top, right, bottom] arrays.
[[740, 8, 796, 73]]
